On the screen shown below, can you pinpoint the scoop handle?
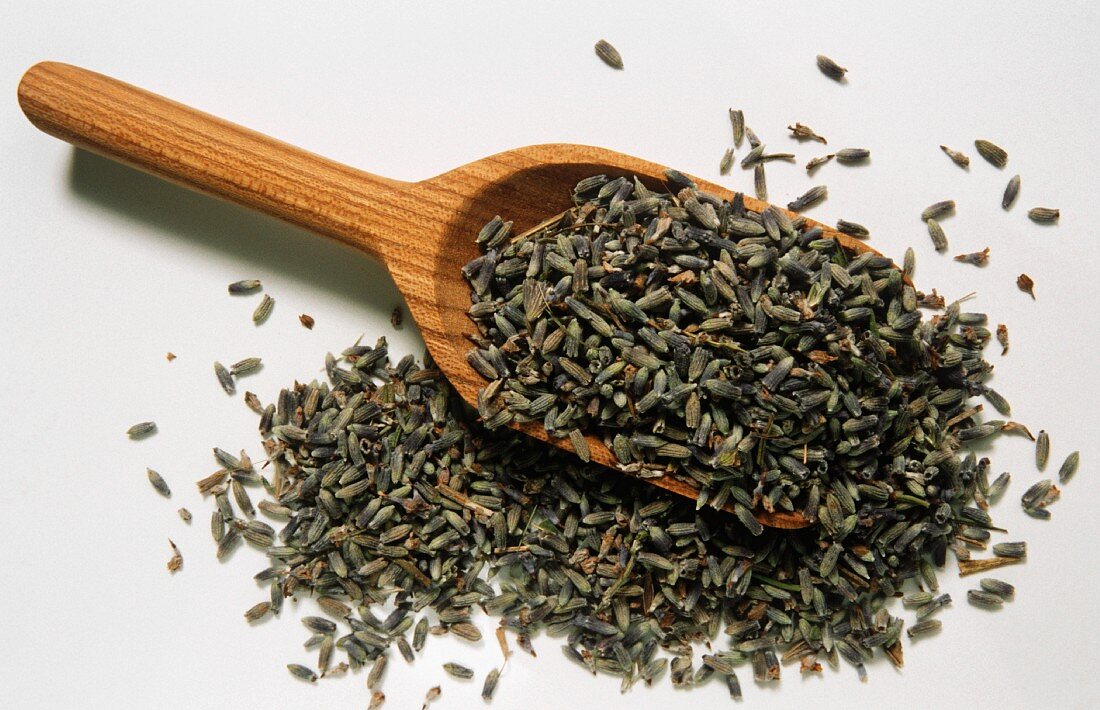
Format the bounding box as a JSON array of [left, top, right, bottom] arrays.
[[17, 61, 407, 261]]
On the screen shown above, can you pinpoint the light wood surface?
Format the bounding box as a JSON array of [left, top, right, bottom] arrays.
[[18, 61, 882, 529]]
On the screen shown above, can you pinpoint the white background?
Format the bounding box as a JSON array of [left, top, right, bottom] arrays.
[[1, 1, 1098, 708]]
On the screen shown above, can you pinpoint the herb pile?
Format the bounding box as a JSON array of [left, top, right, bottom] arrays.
[[462, 173, 1012, 538], [198, 321, 1022, 696]]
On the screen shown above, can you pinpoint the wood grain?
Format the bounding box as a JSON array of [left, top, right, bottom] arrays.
[[19, 61, 884, 530]]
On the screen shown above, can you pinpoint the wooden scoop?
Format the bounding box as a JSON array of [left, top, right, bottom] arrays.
[[19, 62, 880, 530]]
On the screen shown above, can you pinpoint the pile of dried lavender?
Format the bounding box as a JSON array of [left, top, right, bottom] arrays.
[[198, 329, 1024, 699], [462, 173, 1014, 531]]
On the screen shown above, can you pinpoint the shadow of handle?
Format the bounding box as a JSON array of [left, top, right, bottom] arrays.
[[18, 61, 409, 263]]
